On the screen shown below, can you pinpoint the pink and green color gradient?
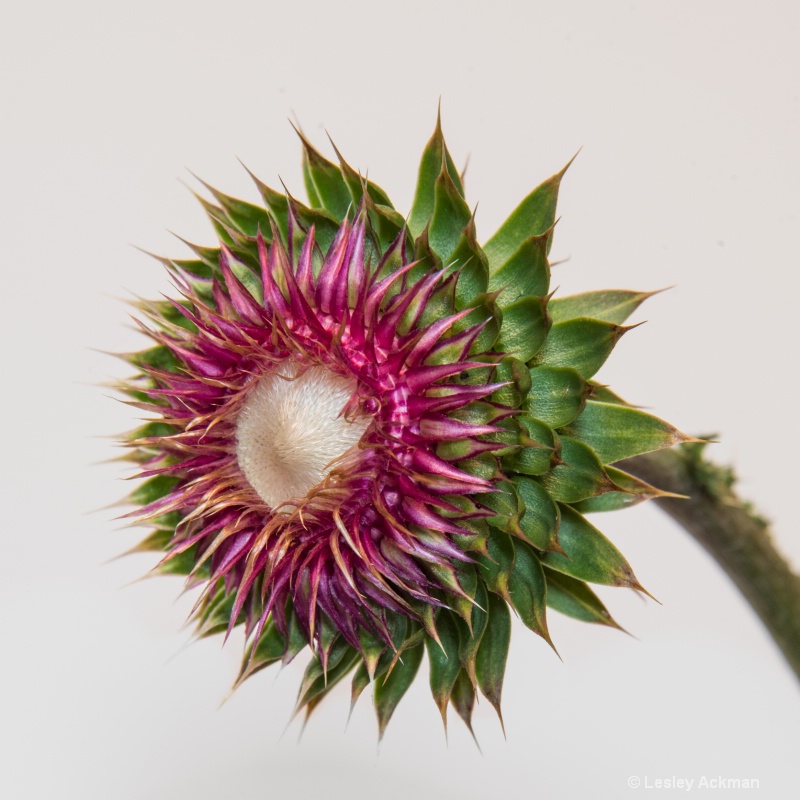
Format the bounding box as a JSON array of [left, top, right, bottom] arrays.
[[118, 117, 689, 737]]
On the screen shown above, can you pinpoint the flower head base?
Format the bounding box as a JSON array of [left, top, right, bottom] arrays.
[[118, 116, 690, 738]]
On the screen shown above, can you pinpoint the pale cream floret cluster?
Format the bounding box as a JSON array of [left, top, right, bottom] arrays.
[[235, 362, 369, 508]]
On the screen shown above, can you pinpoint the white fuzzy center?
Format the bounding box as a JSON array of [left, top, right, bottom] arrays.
[[235, 362, 367, 508]]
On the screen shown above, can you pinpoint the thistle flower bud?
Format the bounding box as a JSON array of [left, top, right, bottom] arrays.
[[116, 115, 689, 738]]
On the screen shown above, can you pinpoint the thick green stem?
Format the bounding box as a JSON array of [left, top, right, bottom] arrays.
[[622, 448, 800, 682]]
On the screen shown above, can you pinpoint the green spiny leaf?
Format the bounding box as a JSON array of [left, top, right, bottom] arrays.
[[563, 401, 691, 464], [495, 295, 550, 363], [155, 545, 199, 577], [436, 496, 490, 546], [507, 539, 553, 647], [408, 112, 465, 237], [402, 271, 455, 334], [191, 194, 236, 245], [426, 610, 463, 728], [130, 420, 178, 442], [350, 661, 371, 713], [283, 605, 309, 665], [525, 366, 590, 428], [548, 289, 660, 325], [429, 162, 473, 265], [130, 345, 182, 373], [588, 382, 631, 406], [129, 529, 171, 554], [476, 592, 512, 728], [458, 452, 505, 483], [531, 317, 629, 379], [572, 465, 675, 513], [330, 139, 395, 210], [538, 436, 617, 503], [491, 356, 532, 408], [318, 614, 341, 675], [482, 480, 524, 539], [512, 475, 561, 551], [301, 149, 321, 207], [449, 669, 478, 740], [541, 504, 648, 592], [483, 160, 571, 270], [192, 177, 271, 238], [244, 170, 290, 244], [387, 626, 426, 674], [148, 510, 181, 532], [227, 252, 264, 304], [145, 299, 198, 333], [195, 587, 237, 639], [408, 222, 441, 287], [375, 641, 424, 739], [294, 128, 352, 220], [296, 644, 361, 717], [449, 400, 515, 427], [172, 236, 221, 271], [450, 216, 490, 309], [367, 200, 408, 253], [235, 619, 288, 688], [452, 292, 503, 354], [286, 196, 341, 254], [455, 579, 490, 686], [487, 230, 551, 304], [474, 421, 520, 466], [544, 568, 624, 629], [296, 637, 349, 699], [476, 530, 516, 602], [502, 416, 558, 476], [358, 627, 387, 679], [425, 562, 478, 627], [128, 475, 180, 506], [158, 255, 214, 281]]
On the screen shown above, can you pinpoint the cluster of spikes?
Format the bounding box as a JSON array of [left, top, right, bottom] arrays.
[[118, 115, 691, 740]]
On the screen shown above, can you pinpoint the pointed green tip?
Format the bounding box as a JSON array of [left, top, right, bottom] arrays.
[[538, 624, 561, 660], [289, 118, 313, 153], [485, 696, 506, 739], [619, 570, 660, 605], [436, 697, 449, 737], [560, 147, 582, 177]]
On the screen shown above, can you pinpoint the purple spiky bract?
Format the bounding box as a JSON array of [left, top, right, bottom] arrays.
[[127, 213, 508, 661]]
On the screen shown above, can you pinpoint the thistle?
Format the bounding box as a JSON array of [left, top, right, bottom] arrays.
[[117, 115, 690, 739]]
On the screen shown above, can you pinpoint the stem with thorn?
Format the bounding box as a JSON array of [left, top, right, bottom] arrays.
[[622, 445, 800, 682]]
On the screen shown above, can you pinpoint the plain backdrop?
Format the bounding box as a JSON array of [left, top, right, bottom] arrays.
[[2, 2, 799, 799]]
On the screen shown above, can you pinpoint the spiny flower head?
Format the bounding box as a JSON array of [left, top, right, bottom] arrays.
[[117, 116, 689, 738]]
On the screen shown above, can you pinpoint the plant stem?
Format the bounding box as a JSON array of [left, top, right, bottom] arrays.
[[622, 448, 800, 682]]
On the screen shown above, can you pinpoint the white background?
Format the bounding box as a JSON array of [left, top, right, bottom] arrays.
[[2, 2, 799, 798]]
